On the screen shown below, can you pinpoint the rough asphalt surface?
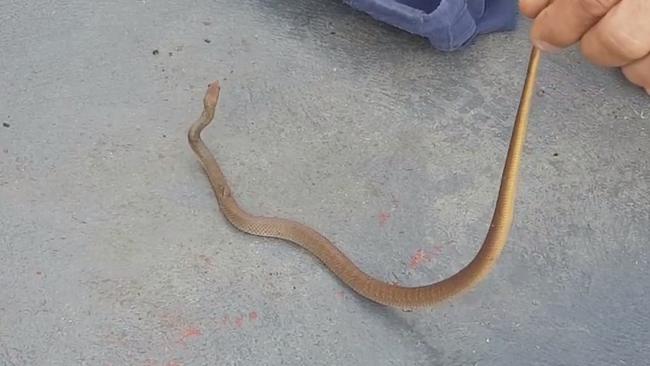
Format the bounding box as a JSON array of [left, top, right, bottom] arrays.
[[1, 1, 648, 365]]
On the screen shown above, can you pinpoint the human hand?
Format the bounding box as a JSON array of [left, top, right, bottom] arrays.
[[519, 0, 650, 93]]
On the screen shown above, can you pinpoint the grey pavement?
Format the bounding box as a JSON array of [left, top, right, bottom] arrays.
[[1, 1, 648, 365]]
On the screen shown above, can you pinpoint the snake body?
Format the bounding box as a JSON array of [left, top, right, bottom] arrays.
[[188, 47, 541, 308]]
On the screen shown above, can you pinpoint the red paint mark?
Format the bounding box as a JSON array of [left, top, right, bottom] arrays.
[[178, 326, 201, 345], [409, 249, 431, 269], [249, 311, 258, 321], [234, 315, 244, 328], [409, 246, 445, 269], [378, 211, 391, 226]]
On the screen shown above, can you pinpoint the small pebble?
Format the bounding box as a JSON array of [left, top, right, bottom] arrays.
[[152, 49, 159, 55], [204, 39, 211, 44], [2, 122, 9, 128]]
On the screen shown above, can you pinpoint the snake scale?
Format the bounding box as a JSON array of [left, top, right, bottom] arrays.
[[188, 47, 541, 308]]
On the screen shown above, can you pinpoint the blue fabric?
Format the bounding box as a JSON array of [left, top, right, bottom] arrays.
[[345, 0, 517, 51]]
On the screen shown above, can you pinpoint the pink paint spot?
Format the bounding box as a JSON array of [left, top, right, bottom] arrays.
[[409, 246, 444, 269], [178, 326, 201, 345], [249, 311, 258, 321], [378, 211, 391, 226], [409, 249, 431, 269], [234, 315, 244, 328], [335, 290, 346, 300], [165, 361, 182, 366]]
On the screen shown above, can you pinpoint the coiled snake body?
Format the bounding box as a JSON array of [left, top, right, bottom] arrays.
[[188, 48, 541, 309]]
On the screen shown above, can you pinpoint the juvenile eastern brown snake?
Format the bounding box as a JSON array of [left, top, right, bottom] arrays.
[[188, 47, 541, 308]]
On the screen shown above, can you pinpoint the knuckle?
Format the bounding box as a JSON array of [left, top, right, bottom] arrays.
[[578, 0, 618, 17], [605, 29, 648, 60]]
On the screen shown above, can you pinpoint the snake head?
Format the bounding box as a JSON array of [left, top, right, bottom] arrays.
[[203, 81, 221, 109]]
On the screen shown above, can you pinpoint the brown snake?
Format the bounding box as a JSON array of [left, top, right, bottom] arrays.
[[188, 47, 541, 308]]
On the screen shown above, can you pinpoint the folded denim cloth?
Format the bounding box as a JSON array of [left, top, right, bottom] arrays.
[[345, 0, 517, 51]]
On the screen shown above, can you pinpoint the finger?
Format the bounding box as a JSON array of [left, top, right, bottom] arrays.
[[519, 0, 551, 18], [622, 53, 650, 93], [531, 0, 622, 51], [580, 0, 650, 67]]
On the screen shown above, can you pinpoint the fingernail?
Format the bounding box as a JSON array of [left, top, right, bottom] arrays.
[[533, 40, 561, 54]]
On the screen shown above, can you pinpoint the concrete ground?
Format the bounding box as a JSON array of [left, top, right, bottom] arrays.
[[1, 1, 648, 365]]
